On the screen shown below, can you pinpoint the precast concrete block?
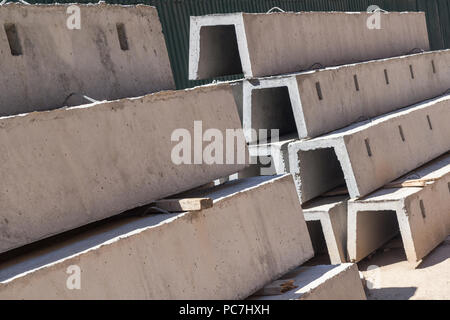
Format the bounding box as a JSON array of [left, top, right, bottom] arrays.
[[238, 50, 450, 143], [0, 3, 174, 116], [0, 175, 313, 300], [249, 264, 366, 300], [189, 12, 429, 80], [348, 153, 450, 263], [0, 84, 247, 254], [303, 196, 349, 264], [289, 94, 450, 202]]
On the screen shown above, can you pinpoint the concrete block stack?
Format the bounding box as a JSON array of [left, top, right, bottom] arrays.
[[189, 10, 450, 272], [1, 3, 447, 301], [0, 3, 316, 300]]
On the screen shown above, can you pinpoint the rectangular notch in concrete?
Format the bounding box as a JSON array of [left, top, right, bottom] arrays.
[[116, 23, 129, 51], [409, 64, 415, 79], [353, 75, 360, 91], [364, 138, 372, 157], [419, 199, 426, 218], [426, 115, 433, 130], [315, 81, 323, 100], [398, 125, 406, 141], [4, 23, 22, 56], [197, 25, 243, 79], [431, 60, 436, 74]]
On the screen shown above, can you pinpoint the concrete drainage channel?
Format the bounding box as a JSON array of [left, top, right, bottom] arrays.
[[0, 3, 448, 301]]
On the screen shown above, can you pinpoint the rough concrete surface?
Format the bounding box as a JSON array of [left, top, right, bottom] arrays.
[[289, 94, 450, 202], [0, 175, 313, 300], [246, 134, 298, 176], [0, 84, 248, 254], [359, 236, 450, 300], [348, 153, 450, 263], [189, 12, 429, 79], [0, 3, 174, 116], [249, 264, 366, 300], [239, 50, 450, 142], [303, 196, 349, 264]]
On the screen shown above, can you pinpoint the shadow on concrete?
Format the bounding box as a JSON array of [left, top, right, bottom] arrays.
[[0, 207, 180, 282], [302, 252, 331, 266], [416, 240, 450, 270], [357, 236, 407, 270], [358, 248, 406, 271], [366, 287, 417, 300]]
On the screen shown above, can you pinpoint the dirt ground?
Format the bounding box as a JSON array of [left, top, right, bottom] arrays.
[[358, 235, 450, 300]]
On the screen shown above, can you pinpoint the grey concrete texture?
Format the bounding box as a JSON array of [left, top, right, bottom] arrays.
[[249, 263, 366, 300], [289, 94, 450, 202], [348, 153, 450, 263], [239, 50, 450, 143], [189, 11, 430, 80], [247, 134, 297, 175], [360, 236, 450, 300], [0, 3, 174, 116], [0, 175, 314, 299], [0, 84, 248, 254], [303, 196, 349, 264]]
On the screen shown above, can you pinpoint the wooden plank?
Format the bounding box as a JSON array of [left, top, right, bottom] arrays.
[[153, 198, 213, 212], [252, 280, 297, 296], [321, 178, 437, 198], [384, 177, 439, 189]]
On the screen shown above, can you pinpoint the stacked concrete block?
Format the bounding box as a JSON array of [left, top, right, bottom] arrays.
[[0, 175, 314, 300], [348, 153, 450, 263], [1, 4, 448, 300], [249, 264, 366, 300], [208, 10, 450, 272], [237, 49, 450, 178], [0, 5, 324, 301], [289, 95, 450, 203], [189, 12, 429, 80], [236, 50, 450, 143], [244, 134, 297, 177], [303, 196, 349, 264], [0, 3, 175, 116], [0, 84, 248, 254]]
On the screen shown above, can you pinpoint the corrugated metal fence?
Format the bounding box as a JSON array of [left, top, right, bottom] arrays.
[[15, 0, 450, 88]]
